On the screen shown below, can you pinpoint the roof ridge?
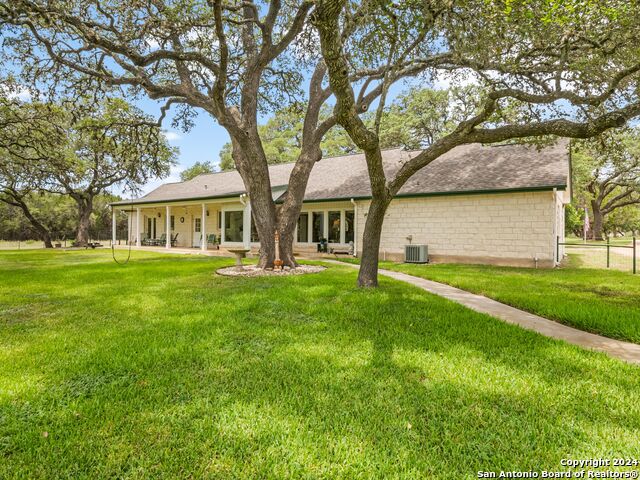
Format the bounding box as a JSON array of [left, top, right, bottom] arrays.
[[188, 146, 411, 182]]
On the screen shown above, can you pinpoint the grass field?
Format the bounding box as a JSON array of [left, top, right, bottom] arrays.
[[368, 256, 640, 344], [1, 250, 639, 478]]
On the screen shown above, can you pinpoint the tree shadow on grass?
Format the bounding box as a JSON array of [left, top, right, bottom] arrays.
[[2, 260, 640, 478]]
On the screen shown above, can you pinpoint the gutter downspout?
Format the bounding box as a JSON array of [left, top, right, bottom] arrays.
[[351, 198, 358, 257], [239, 194, 251, 250], [552, 187, 558, 266]]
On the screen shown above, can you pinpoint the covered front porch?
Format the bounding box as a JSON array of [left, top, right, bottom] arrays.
[[111, 196, 358, 256], [111, 195, 252, 252]]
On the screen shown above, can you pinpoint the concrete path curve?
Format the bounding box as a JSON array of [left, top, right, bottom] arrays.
[[326, 260, 640, 365]]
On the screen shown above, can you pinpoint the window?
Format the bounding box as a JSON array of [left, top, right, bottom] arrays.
[[312, 212, 324, 242], [297, 213, 309, 243], [224, 211, 243, 242], [328, 211, 340, 243], [195, 218, 201, 233], [345, 210, 354, 243], [170, 215, 175, 231]]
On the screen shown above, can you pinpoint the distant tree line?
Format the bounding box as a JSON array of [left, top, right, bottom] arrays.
[[0, 192, 129, 244]]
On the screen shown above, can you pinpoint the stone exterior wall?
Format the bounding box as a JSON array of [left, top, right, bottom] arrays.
[[354, 191, 565, 267], [122, 190, 567, 268]]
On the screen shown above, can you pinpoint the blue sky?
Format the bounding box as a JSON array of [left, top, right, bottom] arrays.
[[122, 64, 463, 196], [133, 97, 229, 194], [136, 76, 437, 195]]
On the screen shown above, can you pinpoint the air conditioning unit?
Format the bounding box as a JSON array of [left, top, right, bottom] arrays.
[[404, 244, 428, 263]]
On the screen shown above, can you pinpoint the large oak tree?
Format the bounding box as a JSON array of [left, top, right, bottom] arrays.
[[313, 0, 640, 286], [0, 97, 175, 246], [572, 128, 640, 240], [0, 0, 440, 267]]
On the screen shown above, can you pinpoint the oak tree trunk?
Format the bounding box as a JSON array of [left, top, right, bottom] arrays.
[[357, 196, 391, 287], [590, 200, 605, 241], [22, 206, 54, 248], [74, 196, 94, 246], [3, 195, 54, 248], [230, 133, 316, 269]]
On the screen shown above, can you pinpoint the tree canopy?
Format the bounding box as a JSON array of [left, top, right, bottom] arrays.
[[180, 161, 217, 181], [3, 0, 640, 280], [571, 128, 640, 239], [219, 105, 356, 170], [312, 0, 640, 285], [0, 96, 176, 245]]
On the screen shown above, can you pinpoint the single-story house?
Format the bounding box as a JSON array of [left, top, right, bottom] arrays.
[[111, 140, 570, 268]]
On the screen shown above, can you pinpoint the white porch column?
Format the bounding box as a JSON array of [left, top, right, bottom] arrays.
[[135, 207, 141, 247], [242, 200, 251, 249], [166, 205, 171, 248], [201, 203, 207, 251], [351, 199, 358, 256], [323, 211, 329, 241], [221, 209, 226, 243], [111, 208, 117, 246], [340, 210, 346, 244]]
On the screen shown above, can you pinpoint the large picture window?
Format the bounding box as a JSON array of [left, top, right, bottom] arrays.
[[224, 211, 243, 242], [345, 210, 354, 243], [312, 212, 324, 243], [328, 211, 341, 243], [297, 213, 309, 243]]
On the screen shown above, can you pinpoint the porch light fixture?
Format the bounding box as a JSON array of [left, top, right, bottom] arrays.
[[157, 213, 161, 218], [180, 217, 185, 223]]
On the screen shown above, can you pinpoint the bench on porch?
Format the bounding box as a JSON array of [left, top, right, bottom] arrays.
[[330, 242, 355, 256]]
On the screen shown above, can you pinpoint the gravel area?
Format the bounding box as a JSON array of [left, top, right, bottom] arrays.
[[216, 264, 326, 277]]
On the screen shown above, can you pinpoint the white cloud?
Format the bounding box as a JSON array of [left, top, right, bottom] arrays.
[[0, 84, 32, 101], [146, 38, 160, 51], [163, 131, 182, 142], [139, 165, 184, 194], [431, 69, 479, 90]]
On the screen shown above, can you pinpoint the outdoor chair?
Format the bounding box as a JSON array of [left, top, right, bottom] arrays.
[[317, 238, 328, 253], [171, 233, 179, 247], [207, 233, 219, 250], [153, 233, 167, 246]]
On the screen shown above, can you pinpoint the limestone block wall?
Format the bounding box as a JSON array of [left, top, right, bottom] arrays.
[[355, 191, 563, 267]]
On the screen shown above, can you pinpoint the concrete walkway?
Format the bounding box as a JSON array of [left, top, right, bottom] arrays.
[[327, 260, 640, 365]]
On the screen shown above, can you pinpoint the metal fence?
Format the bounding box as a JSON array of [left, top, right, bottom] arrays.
[[557, 236, 637, 274]]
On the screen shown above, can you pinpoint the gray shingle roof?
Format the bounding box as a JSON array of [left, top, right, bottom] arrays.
[[113, 141, 569, 206]]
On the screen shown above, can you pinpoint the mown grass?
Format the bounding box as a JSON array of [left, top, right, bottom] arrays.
[[366, 256, 640, 344], [1, 250, 640, 479]]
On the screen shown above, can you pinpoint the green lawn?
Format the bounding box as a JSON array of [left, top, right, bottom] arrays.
[[368, 257, 640, 344], [1, 250, 640, 478]]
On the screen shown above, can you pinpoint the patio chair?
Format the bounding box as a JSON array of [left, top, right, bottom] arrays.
[[153, 233, 167, 246], [171, 233, 179, 247], [207, 233, 217, 245], [140, 233, 151, 246]]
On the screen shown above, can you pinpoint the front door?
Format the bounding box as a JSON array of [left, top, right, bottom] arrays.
[[193, 217, 202, 247], [147, 217, 156, 239]]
